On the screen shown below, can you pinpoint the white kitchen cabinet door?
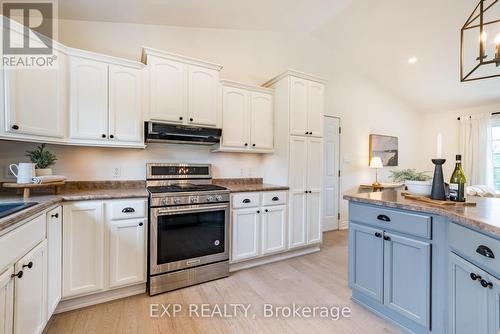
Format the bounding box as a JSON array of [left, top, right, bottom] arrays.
[[0, 267, 14, 334], [307, 138, 324, 192], [13, 241, 47, 334], [289, 76, 308, 136], [231, 208, 260, 262], [187, 65, 219, 127], [108, 65, 143, 143], [221, 86, 249, 148], [4, 51, 66, 138], [108, 219, 146, 288], [250, 92, 274, 150], [289, 136, 308, 190], [307, 82, 324, 138], [261, 205, 287, 255], [69, 57, 109, 140], [306, 191, 322, 244], [288, 192, 307, 249], [148, 56, 185, 123], [62, 202, 105, 298], [46, 207, 62, 319]]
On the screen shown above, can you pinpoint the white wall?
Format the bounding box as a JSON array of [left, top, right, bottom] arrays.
[[420, 102, 500, 179], [0, 19, 425, 227]]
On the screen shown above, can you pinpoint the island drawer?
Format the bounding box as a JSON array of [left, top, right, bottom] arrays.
[[232, 193, 260, 209], [349, 203, 432, 239], [449, 222, 500, 277]]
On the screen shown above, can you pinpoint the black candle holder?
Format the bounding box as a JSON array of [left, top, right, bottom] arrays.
[[431, 159, 446, 200]]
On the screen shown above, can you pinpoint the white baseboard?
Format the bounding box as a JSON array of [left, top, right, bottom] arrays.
[[55, 283, 146, 314], [229, 245, 321, 272]]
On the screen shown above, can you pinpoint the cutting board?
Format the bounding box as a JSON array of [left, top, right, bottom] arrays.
[[401, 192, 476, 207]]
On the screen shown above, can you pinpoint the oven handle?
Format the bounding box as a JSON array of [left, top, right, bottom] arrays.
[[155, 204, 229, 216]]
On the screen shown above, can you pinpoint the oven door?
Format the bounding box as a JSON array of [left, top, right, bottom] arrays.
[[150, 203, 229, 275]]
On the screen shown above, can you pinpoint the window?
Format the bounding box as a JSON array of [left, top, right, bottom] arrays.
[[492, 117, 500, 191]]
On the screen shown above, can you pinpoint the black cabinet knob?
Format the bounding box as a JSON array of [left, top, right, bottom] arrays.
[[470, 273, 482, 281], [190, 118, 194, 122], [51, 213, 59, 218], [110, 134, 114, 139], [310, 132, 313, 135], [252, 144, 256, 147], [383, 235, 391, 241], [11, 124, 19, 130], [257, 210, 260, 214], [138, 222, 143, 226], [102, 134, 107, 138], [265, 209, 268, 212], [11, 271, 23, 279], [179, 116, 183, 120], [304, 190, 308, 193], [375, 232, 382, 238], [22, 261, 33, 269], [244, 143, 248, 146], [480, 279, 493, 288]]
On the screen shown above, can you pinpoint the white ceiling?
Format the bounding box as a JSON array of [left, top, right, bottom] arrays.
[[58, 0, 352, 32], [59, 0, 500, 112]]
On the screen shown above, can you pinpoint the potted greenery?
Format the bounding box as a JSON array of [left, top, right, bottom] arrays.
[[25, 144, 57, 176], [390, 169, 432, 196]]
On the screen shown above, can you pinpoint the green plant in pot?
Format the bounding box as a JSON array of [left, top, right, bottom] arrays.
[[25, 144, 57, 176], [390, 169, 432, 196]]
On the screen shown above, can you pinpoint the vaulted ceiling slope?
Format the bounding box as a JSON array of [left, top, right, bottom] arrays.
[[59, 0, 500, 113], [59, 0, 352, 33], [312, 0, 500, 112]]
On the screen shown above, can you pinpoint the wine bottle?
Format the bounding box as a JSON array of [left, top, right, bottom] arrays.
[[449, 154, 467, 202]]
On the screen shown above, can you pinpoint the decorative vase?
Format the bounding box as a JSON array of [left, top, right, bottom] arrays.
[[431, 159, 447, 200], [35, 168, 53, 176], [405, 180, 433, 196]]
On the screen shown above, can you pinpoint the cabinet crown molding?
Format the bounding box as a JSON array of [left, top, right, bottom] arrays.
[[262, 69, 328, 87], [141, 47, 223, 71], [220, 80, 274, 94]]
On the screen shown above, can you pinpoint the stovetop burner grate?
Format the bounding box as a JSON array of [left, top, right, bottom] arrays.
[[147, 183, 227, 193]]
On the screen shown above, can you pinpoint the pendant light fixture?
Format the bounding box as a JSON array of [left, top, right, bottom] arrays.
[[460, 0, 500, 82]]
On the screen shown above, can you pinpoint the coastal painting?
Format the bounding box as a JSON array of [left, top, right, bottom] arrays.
[[369, 134, 399, 166]]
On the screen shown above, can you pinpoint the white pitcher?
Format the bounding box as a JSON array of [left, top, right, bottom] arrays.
[[9, 163, 35, 184]]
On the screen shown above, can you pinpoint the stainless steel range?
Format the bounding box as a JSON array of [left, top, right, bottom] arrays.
[[146, 163, 230, 295]]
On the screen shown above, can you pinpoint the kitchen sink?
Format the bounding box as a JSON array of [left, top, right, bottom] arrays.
[[0, 202, 38, 219]]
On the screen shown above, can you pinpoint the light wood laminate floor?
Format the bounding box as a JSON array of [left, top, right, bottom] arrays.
[[46, 231, 403, 334]]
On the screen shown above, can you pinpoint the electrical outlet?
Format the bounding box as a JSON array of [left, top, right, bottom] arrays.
[[4, 165, 15, 179], [112, 167, 121, 178]]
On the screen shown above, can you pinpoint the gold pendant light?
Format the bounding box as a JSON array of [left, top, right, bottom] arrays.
[[461, 0, 500, 81]]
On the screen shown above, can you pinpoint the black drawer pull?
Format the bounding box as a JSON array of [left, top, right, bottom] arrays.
[[377, 214, 391, 222], [51, 213, 59, 218], [272, 196, 279, 201], [470, 273, 482, 281], [122, 207, 135, 213], [242, 199, 251, 204], [138, 222, 143, 227], [476, 245, 495, 259]]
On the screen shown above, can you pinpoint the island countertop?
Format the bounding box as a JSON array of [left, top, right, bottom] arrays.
[[344, 190, 500, 237]]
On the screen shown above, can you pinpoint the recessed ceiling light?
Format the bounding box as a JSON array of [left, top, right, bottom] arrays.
[[408, 57, 418, 64]]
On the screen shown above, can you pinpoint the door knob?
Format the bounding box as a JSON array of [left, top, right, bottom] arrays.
[[22, 261, 33, 269], [11, 124, 19, 130]]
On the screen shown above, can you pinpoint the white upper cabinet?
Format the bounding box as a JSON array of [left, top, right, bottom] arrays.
[[142, 48, 222, 128], [221, 85, 249, 148], [69, 57, 109, 141], [4, 50, 67, 139], [147, 56, 185, 123], [215, 81, 274, 153], [289, 77, 308, 136], [187, 65, 219, 127], [108, 65, 143, 143], [250, 92, 274, 150], [69, 54, 144, 146], [307, 81, 325, 137]]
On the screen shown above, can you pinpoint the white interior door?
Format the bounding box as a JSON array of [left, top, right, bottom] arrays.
[[323, 116, 340, 231]]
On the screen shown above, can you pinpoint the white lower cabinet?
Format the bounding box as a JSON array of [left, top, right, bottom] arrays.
[[108, 218, 146, 288], [62, 201, 105, 298], [62, 199, 147, 300], [46, 207, 62, 318], [0, 267, 14, 334], [231, 192, 288, 263], [13, 241, 48, 334]]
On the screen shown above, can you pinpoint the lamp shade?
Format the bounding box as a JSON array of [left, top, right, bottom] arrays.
[[370, 157, 384, 169]]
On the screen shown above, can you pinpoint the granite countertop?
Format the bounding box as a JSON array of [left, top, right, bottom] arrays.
[[344, 190, 500, 236], [212, 178, 289, 193], [0, 181, 148, 235]]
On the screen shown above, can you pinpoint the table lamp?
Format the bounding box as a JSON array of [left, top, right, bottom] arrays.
[[370, 157, 384, 186]]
